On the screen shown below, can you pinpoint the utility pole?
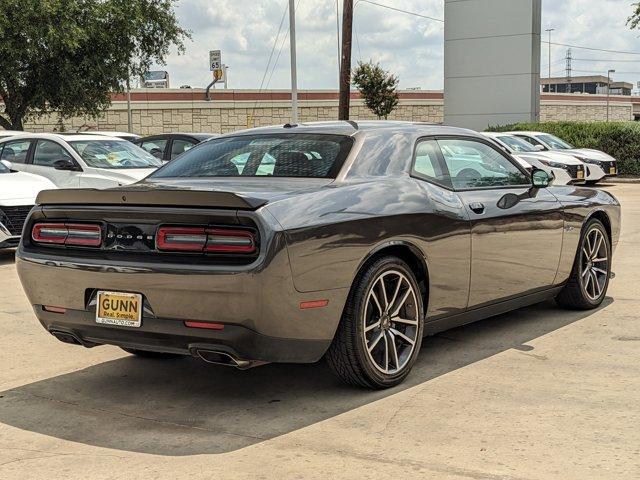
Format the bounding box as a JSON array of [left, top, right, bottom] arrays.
[[289, 0, 299, 124], [565, 48, 572, 92], [545, 28, 554, 81], [339, 0, 353, 120], [336, 0, 341, 89], [607, 69, 616, 122]]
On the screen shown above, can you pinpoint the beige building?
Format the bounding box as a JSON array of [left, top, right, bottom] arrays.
[[8, 89, 639, 135]]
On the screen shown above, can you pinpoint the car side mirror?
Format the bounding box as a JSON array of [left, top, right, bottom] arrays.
[[531, 168, 550, 188], [0, 159, 12, 170], [533, 145, 545, 151], [53, 159, 80, 171]]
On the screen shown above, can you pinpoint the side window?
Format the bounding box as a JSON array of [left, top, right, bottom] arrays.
[[171, 139, 195, 159], [140, 139, 167, 160], [412, 140, 452, 188], [438, 139, 530, 190], [0, 140, 32, 164], [33, 140, 73, 167]]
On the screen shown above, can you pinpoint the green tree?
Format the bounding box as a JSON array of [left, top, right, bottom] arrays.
[[351, 61, 399, 119], [0, 0, 189, 130]]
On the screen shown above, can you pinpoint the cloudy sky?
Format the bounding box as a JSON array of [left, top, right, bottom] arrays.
[[157, 0, 640, 91]]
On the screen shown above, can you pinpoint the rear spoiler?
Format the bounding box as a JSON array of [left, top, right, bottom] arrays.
[[36, 187, 268, 210]]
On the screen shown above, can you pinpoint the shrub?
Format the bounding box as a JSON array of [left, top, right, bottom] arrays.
[[487, 121, 640, 175]]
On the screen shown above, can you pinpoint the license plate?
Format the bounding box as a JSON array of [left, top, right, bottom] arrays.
[[610, 167, 617, 175], [96, 291, 143, 327], [577, 170, 584, 179]]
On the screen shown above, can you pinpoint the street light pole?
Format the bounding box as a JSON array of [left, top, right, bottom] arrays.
[[126, 72, 133, 133], [607, 69, 616, 122], [545, 28, 555, 81], [289, 0, 299, 124]]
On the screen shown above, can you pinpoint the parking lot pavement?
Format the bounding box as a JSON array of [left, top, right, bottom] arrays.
[[0, 184, 638, 480]]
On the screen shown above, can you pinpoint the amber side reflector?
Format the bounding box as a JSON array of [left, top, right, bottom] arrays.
[[43, 306, 67, 314], [299, 300, 329, 310], [184, 321, 224, 330]]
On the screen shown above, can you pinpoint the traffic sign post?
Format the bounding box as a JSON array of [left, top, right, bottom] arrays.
[[206, 50, 223, 101]]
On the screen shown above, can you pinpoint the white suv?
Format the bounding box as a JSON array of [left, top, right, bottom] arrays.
[[0, 133, 162, 188]]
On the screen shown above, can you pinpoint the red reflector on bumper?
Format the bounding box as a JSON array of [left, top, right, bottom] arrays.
[[184, 321, 225, 330], [299, 300, 329, 310], [43, 306, 67, 314]]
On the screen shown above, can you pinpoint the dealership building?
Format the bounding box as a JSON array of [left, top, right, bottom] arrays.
[[542, 76, 634, 96]]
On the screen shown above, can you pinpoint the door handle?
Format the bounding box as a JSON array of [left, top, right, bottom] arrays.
[[469, 202, 485, 214]]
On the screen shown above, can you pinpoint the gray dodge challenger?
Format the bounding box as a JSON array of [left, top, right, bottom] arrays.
[[16, 121, 621, 389]]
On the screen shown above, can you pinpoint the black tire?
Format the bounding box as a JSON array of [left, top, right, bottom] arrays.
[[556, 218, 611, 310], [326, 256, 425, 389], [121, 347, 182, 359]]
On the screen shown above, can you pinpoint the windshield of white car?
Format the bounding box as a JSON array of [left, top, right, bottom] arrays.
[[496, 135, 538, 153], [68, 140, 162, 169], [536, 134, 573, 150], [150, 134, 354, 179]]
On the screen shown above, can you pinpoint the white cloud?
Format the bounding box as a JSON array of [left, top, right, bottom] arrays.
[[159, 0, 640, 90]]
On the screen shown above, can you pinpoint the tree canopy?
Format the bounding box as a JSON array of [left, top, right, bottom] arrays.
[[0, 0, 189, 130], [352, 61, 399, 120], [628, 2, 640, 30]]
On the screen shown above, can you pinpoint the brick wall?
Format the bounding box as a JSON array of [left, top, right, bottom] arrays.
[[12, 90, 636, 134]]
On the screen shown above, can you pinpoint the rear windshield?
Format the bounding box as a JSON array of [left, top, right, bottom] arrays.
[[150, 134, 354, 179]]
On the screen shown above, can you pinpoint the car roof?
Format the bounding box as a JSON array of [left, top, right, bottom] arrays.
[[77, 131, 140, 137], [483, 132, 513, 138], [215, 121, 477, 138], [0, 132, 128, 143], [505, 131, 548, 136], [137, 133, 218, 141]]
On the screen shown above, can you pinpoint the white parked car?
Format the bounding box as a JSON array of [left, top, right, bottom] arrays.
[[483, 132, 586, 185], [506, 131, 615, 184], [0, 159, 56, 249], [0, 133, 162, 189]]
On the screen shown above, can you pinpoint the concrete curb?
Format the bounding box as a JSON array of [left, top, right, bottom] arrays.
[[602, 177, 640, 184]]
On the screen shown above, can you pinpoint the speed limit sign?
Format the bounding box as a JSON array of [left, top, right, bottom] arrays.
[[209, 50, 222, 71]]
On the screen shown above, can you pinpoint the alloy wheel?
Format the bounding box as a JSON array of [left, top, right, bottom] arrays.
[[580, 227, 609, 301], [362, 270, 419, 375]]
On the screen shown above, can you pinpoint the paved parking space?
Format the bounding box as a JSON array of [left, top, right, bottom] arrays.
[[0, 184, 638, 479]]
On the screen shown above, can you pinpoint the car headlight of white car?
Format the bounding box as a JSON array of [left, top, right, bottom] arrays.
[[538, 159, 568, 170]]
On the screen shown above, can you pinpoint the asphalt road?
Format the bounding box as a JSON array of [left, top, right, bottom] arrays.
[[0, 184, 638, 479]]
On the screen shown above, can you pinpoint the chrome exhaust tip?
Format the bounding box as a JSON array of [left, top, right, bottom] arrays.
[[195, 349, 257, 370]]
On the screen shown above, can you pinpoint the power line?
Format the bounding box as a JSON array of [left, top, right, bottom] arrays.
[[250, 0, 289, 126], [266, 0, 303, 89], [573, 69, 640, 75], [542, 41, 640, 56], [573, 58, 640, 63], [356, 0, 444, 23]]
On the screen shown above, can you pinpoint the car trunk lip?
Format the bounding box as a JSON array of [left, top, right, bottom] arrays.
[[35, 178, 334, 211]]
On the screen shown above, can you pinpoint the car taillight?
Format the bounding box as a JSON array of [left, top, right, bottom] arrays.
[[32, 222, 102, 247], [156, 226, 257, 254]]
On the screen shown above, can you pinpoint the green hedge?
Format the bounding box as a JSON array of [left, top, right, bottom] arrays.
[[487, 121, 640, 175]]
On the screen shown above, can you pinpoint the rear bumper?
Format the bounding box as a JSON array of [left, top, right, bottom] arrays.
[[16, 242, 350, 364], [36, 306, 330, 363]]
